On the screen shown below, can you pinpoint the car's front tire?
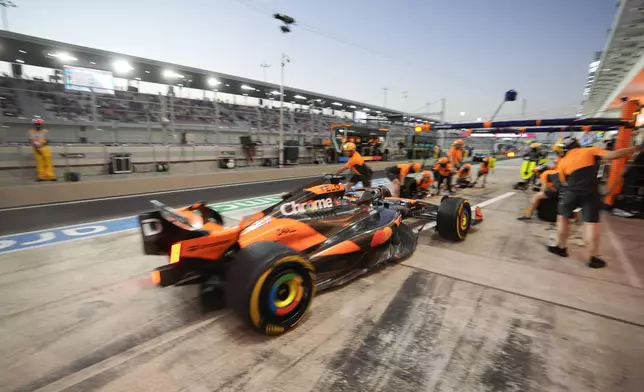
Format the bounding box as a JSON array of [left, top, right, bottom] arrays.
[[436, 197, 472, 241]]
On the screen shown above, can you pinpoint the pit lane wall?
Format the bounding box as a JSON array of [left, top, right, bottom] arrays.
[[0, 160, 403, 209]]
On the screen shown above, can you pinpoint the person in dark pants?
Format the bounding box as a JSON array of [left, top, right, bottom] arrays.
[[548, 137, 644, 268], [433, 157, 454, 195]]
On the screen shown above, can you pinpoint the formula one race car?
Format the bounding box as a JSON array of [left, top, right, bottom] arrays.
[[137, 174, 475, 335]]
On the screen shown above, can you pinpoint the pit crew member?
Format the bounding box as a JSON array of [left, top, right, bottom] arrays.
[[433, 157, 454, 195], [548, 137, 644, 268], [334, 142, 373, 189], [456, 163, 473, 187], [384, 161, 422, 197], [472, 157, 490, 188], [449, 139, 464, 168]]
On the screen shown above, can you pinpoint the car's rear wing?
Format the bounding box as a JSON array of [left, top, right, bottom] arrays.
[[138, 200, 210, 256]]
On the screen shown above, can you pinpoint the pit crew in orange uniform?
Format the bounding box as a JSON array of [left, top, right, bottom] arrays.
[[449, 139, 464, 168], [417, 170, 434, 198], [334, 142, 373, 189], [548, 137, 644, 268], [455, 163, 473, 187], [471, 157, 490, 188], [433, 157, 454, 195], [384, 161, 422, 197]]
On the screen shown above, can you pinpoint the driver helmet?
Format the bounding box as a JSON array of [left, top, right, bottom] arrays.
[[343, 142, 356, 154], [411, 162, 421, 173]]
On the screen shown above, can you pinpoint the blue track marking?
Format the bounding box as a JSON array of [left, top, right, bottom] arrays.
[[0, 178, 391, 255]]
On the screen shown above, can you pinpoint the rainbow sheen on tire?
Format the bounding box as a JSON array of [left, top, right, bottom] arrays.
[[269, 273, 305, 316]]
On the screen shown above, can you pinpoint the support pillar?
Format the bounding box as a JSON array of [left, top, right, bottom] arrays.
[[604, 99, 639, 206]]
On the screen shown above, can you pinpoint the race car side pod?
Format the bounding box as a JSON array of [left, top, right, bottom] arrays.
[[426, 117, 631, 131]]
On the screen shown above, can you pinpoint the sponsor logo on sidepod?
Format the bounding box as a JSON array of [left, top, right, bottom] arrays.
[[280, 198, 339, 216]]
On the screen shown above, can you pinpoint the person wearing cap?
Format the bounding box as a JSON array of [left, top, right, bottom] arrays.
[[384, 161, 422, 197], [433, 157, 454, 195], [334, 142, 373, 189], [28, 118, 56, 181], [449, 139, 464, 168], [517, 164, 560, 221], [523, 142, 546, 187], [455, 163, 473, 187], [471, 156, 490, 188], [548, 136, 644, 268]]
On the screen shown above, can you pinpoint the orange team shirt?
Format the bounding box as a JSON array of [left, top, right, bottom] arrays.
[[479, 161, 489, 174], [397, 163, 414, 178], [557, 146, 606, 192], [457, 167, 470, 178], [346, 151, 366, 175], [449, 147, 463, 166], [418, 177, 433, 190], [540, 169, 560, 191], [434, 162, 453, 176]]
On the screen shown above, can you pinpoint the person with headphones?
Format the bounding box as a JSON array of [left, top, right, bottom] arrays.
[[384, 161, 422, 197], [334, 142, 373, 190], [549, 136, 644, 268], [28, 118, 57, 181]]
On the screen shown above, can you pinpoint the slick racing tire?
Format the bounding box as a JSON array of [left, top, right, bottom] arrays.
[[400, 177, 419, 199], [225, 242, 316, 336], [436, 197, 472, 241]]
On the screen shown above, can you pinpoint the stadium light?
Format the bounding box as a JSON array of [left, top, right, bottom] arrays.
[[113, 59, 134, 74], [271, 90, 281, 95], [163, 70, 184, 79], [363, 108, 371, 112], [294, 95, 306, 99], [476, 117, 483, 121], [48, 52, 77, 62], [332, 102, 342, 106], [241, 85, 254, 90], [460, 111, 466, 116], [349, 105, 357, 109]]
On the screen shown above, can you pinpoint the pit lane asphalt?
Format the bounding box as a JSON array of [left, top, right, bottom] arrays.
[[0, 170, 386, 236]]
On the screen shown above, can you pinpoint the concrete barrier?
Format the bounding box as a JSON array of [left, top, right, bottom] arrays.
[[0, 161, 402, 209]]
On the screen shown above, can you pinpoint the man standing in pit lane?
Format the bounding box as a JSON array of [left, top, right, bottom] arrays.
[[448, 139, 464, 169], [548, 137, 644, 268], [333, 142, 373, 189]]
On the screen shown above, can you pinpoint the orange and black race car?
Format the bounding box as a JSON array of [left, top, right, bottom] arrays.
[[137, 174, 476, 335]]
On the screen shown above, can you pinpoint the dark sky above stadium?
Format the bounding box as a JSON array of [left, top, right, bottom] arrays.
[[11, 0, 614, 121]]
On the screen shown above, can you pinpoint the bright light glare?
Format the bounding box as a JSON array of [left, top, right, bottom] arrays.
[[332, 102, 342, 106], [460, 112, 466, 116], [271, 90, 281, 95], [163, 70, 184, 79], [241, 85, 254, 90], [113, 59, 134, 74], [294, 95, 307, 99], [48, 52, 77, 62], [476, 117, 483, 121], [207, 78, 220, 86]]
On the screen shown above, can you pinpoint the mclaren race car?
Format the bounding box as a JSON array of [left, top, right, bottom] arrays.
[[137, 174, 475, 335]]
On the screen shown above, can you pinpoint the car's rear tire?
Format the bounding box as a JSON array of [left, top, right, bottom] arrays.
[[436, 197, 472, 241], [225, 242, 315, 336], [537, 196, 558, 222], [400, 177, 418, 199]]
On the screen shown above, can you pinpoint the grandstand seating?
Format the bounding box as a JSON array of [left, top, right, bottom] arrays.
[[0, 76, 341, 138]]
